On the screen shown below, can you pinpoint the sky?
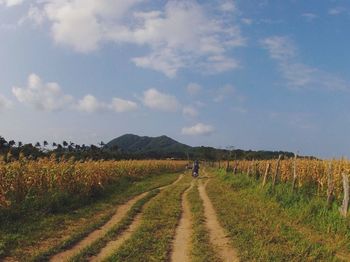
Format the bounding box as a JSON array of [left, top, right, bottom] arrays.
[[0, 0, 350, 158]]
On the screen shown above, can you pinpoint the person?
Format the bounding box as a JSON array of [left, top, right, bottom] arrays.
[[192, 160, 199, 178]]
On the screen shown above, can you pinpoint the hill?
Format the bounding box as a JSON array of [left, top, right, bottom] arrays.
[[105, 134, 299, 160], [106, 134, 191, 158]]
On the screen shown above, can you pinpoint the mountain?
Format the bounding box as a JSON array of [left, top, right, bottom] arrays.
[[106, 134, 191, 158], [105, 134, 299, 160]]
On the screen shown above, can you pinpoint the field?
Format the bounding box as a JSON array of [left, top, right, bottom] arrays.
[[2, 158, 350, 261]]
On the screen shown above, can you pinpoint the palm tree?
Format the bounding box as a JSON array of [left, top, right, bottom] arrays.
[[35, 142, 41, 148], [62, 141, 68, 148], [43, 141, 48, 148], [0, 136, 8, 149], [52, 142, 57, 148], [8, 140, 16, 147], [18, 141, 23, 148]]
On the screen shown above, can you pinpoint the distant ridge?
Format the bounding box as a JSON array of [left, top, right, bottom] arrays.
[[105, 134, 299, 160], [106, 134, 191, 157]]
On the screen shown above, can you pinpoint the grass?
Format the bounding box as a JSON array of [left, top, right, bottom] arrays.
[[1, 172, 180, 261], [69, 189, 159, 262], [206, 169, 339, 261], [105, 174, 192, 261], [188, 179, 221, 262]]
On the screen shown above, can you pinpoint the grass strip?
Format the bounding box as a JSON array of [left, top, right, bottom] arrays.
[[188, 180, 221, 262], [69, 189, 159, 262], [105, 174, 192, 262], [27, 173, 180, 262], [206, 170, 336, 261]]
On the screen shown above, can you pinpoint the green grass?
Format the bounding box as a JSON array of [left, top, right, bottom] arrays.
[[206, 169, 339, 261], [69, 189, 160, 262], [105, 174, 192, 262], [1, 172, 180, 261], [188, 180, 221, 262]]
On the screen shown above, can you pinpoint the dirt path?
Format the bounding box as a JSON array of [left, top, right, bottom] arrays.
[[89, 213, 142, 261], [50, 174, 184, 262], [170, 180, 194, 262], [198, 179, 239, 262], [90, 174, 186, 261]]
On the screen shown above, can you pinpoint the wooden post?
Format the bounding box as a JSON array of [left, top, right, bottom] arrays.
[[339, 173, 349, 217], [291, 153, 298, 191], [326, 162, 334, 208], [262, 163, 270, 187], [272, 155, 282, 187], [254, 162, 259, 179]]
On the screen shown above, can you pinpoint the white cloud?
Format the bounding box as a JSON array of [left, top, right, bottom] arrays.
[[19, 6, 46, 26], [110, 98, 138, 112], [142, 88, 180, 112], [12, 74, 74, 111], [301, 13, 318, 22], [0, 94, 12, 111], [0, 0, 23, 7], [214, 84, 236, 102], [76, 94, 106, 113], [132, 48, 184, 78], [261, 36, 350, 91], [187, 83, 201, 96], [11, 73, 139, 113], [33, 0, 244, 76], [328, 7, 347, 16], [183, 106, 198, 118], [219, 1, 236, 12], [241, 18, 253, 25], [182, 123, 214, 136]]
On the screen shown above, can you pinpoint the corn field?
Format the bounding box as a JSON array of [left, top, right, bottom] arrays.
[[0, 156, 186, 209], [229, 158, 350, 198]]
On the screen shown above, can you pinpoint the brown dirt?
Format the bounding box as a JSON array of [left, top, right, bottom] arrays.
[[170, 180, 194, 262], [50, 173, 184, 261], [198, 179, 239, 262], [50, 193, 148, 262], [89, 213, 143, 262], [88, 174, 184, 261]]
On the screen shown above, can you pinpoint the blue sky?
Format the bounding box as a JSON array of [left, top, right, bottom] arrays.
[[0, 0, 350, 158]]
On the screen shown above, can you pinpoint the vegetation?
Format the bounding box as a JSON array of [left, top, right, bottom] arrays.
[[105, 133, 299, 160], [206, 169, 345, 261], [1, 134, 302, 162], [0, 169, 181, 260], [69, 189, 160, 262], [0, 158, 185, 211], [188, 180, 221, 262], [234, 158, 350, 199], [105, 174, 191, 261]]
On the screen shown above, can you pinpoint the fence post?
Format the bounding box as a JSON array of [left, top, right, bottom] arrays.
[[291, 153, 297, 191], [233, 161, 237, 175], [254, 162, 259, 179], [262, 162, 270, 187], [339, 173, 349, 217], [326, 162, 334, 208], [272, 155, 282, 187]]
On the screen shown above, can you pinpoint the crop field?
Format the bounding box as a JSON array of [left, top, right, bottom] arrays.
[[2, 158, 350, 261]]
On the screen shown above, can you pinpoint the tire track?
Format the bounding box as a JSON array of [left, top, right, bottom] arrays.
[[170, 180, 194, 262], [198, 179, 239, 262], [50, 174, 183, 262]]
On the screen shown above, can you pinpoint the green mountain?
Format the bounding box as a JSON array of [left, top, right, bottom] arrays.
[[106, 134, 191, 158], [105, 134, 299, 160]]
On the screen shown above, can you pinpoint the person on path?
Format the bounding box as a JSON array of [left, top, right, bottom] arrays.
[[192, 160, 199, 177]]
